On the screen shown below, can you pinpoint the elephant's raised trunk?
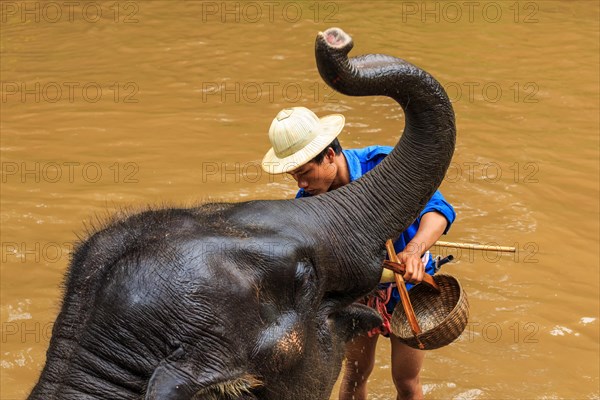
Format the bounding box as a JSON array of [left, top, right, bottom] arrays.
[[301, 28, 456, 295]]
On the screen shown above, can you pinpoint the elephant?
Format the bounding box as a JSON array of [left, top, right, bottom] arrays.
[[28, 27, 455, 400]]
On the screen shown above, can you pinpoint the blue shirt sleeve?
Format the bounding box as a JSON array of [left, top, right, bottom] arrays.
[[419, 190, 456, 234], [393, 190, 455, 255]]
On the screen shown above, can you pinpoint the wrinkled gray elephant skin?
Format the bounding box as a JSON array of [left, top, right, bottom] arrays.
[[29, 27, 455, 400]]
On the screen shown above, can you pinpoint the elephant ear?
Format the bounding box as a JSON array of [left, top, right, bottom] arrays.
[[329, 303, 383, 342], [145, 345, 262, 400]]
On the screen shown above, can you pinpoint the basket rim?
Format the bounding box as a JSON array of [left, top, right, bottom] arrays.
[[393, 273, 467, 338]]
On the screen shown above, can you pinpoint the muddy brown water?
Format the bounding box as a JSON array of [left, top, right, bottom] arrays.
[[1, 1, 598, 399]]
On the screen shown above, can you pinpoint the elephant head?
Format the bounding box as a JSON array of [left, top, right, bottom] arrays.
[[29, 28, 455, 400]]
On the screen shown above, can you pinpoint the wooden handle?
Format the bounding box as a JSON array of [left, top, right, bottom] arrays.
[[382, 260, 440, 293], [386, 240, 423, 341]]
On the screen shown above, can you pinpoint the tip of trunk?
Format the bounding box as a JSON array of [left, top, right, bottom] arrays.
[[318, 28, 353, 52]]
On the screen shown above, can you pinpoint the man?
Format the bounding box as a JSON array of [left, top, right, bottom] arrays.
[[261, 107, 456, 400]]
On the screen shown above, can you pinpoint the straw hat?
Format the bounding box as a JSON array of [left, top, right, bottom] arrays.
[[261, 107, 345, 174]]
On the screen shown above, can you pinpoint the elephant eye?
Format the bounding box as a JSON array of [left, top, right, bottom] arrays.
[[293, 260, 317, 308]]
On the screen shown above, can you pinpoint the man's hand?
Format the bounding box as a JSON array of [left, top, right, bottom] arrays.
[[397, 248, 425, 284], [395, 211, 449, 285]]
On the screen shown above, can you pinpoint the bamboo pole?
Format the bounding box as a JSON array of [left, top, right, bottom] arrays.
[[380, 241, 515, 282], [434, 241, 516, 253]]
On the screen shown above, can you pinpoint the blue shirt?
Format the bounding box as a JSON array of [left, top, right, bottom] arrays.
[[296, 145, 456, 257]]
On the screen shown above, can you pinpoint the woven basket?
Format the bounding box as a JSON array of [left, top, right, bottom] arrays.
[[390, 274, 469, 350]]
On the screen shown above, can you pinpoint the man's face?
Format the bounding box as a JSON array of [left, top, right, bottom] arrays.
[[288, 152, 337, 196]]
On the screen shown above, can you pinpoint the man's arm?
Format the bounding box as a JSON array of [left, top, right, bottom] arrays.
[[398, 211, 448, 283]]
